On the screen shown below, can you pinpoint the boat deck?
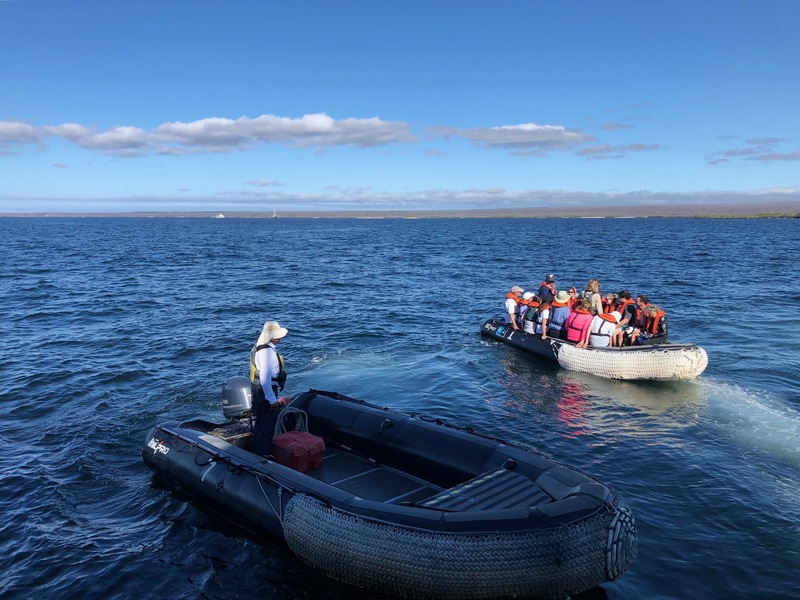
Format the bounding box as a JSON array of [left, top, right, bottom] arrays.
[[205, 419, 554, 511], [305, 446, 552, 510], [305, 447, 443, 504]]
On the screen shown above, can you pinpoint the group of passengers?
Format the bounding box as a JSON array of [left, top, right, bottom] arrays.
[[504, 274, 668, 348]]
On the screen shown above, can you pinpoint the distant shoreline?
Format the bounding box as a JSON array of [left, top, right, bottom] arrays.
[[2, 201, 799, 219]]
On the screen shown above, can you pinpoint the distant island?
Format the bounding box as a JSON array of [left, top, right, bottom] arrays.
[[3, 201, 799, 219]]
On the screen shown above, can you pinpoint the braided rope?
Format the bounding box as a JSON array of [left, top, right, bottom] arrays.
[[283, 494, 637, 599], [556, 343, 708, 380]]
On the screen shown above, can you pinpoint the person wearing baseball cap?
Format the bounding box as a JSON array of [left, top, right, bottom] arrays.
[[538, 274, 556, 303], [505, 285, 525, 330]]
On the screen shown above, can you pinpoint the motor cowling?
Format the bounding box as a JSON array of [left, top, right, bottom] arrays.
[[221, 376, 252, 419]]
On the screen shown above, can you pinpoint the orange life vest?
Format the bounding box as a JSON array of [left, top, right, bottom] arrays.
[[646, 310, 666, 335], [539, 281, 555, 295], [551, 301, 568, 308], [616, 298, 634, 319], [598, 313, 618, 324], [635, 306, 649, 328]]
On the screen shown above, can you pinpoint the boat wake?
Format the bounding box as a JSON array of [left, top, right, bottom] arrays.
[[700, 378, 800, 469]]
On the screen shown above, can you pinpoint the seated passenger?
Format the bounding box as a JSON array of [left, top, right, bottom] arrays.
[[564, 297, 594, 348], [625, 294, 651, 345], [518, 291, 536, 322], [584, 279, 603, 315], [589, 311, 621, 348], [602, 293, 618, 314], [534, 301, 550, 340], [611, 290, 636, 347], [522, 295, 541, 334], [504, 285, 524, 330], [548, 290, 572, 340], [567, 287, 580, 310], [637, 304, 668, 344]]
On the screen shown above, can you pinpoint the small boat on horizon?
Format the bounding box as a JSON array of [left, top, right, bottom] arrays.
[[143, 381, 637, 598], [214, 213, 225, 218]]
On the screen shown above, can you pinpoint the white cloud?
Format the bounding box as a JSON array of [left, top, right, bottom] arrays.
[[0, 120, 41, 146], [575, 143, 661, 160], [429, 122, 593, 154], [0, 113, 415, 156]]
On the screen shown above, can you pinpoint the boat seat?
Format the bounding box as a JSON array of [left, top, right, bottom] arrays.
[[418, 467, 550, 511]]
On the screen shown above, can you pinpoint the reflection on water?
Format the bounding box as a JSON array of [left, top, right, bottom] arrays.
[[557, 382, 590, 438], [492, 351, 708, 442]]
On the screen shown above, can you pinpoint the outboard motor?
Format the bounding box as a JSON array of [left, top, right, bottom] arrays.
[[221, 376, 253, 420]]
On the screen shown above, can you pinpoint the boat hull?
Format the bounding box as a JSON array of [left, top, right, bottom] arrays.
[[481, 318, 707, 380], [143, 388, 637, 598]]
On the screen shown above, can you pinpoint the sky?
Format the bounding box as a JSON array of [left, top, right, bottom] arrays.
[[1, 0, 799, 213]]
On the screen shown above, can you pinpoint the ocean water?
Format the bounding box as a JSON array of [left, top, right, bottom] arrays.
[[1, 216, 799, 600]]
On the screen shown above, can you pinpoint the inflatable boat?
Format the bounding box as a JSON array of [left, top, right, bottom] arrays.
[[143, 378, 637, 599], [481, 317, 708, 381]]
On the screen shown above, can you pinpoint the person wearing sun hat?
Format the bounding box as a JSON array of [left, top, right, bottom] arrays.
[[250, 320, 290, 455], [548, 289, 572, 339]]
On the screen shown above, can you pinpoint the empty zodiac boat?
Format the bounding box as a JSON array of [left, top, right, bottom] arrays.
[[143, 378, 637, 599], [481, 317, 708, 381]]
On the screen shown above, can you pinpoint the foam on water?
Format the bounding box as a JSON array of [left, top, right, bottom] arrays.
[[701, 377, 800, 468]]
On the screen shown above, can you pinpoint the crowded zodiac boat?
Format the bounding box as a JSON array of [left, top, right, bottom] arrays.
[[143, 378, 638, 599], [481, 274, 708, 380]]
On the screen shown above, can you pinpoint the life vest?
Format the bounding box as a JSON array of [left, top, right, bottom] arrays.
[[250, 343, 287, 392], [548, 303, 570, 329], [523, 300, 541, 321], [616, 298, 635, 321], [603, 302, 615, 314], [566, 308, 591, 335], [645, 310, 666, 335], [539, 281, 555, 297], [635, 307, 649, 328], [517, 298, 531, 319], [591, 314, 618, 336]]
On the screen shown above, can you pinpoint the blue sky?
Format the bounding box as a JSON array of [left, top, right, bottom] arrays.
[[1, 0, 798, 213]]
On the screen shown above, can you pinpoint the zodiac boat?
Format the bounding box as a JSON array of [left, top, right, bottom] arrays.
[[481, 317, 708, 381], [143, 378, 637, 599]]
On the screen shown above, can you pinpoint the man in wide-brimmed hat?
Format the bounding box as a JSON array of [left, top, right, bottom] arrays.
[[250, 320, 290, 454]]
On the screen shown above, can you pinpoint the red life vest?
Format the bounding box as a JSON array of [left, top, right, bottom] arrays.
[[598, 313, 618, 324], [603, 302, 615, 314], [551, 301, 568, 308]]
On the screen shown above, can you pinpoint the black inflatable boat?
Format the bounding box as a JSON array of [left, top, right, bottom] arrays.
[[481, 317, 708, 380], [143, 378, 637, 599]]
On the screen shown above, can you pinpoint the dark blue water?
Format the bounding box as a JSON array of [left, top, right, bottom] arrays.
[[1, 217, 799, 599]]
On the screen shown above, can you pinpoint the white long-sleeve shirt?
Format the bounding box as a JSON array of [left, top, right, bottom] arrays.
[[254, 343, 280, 404]]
